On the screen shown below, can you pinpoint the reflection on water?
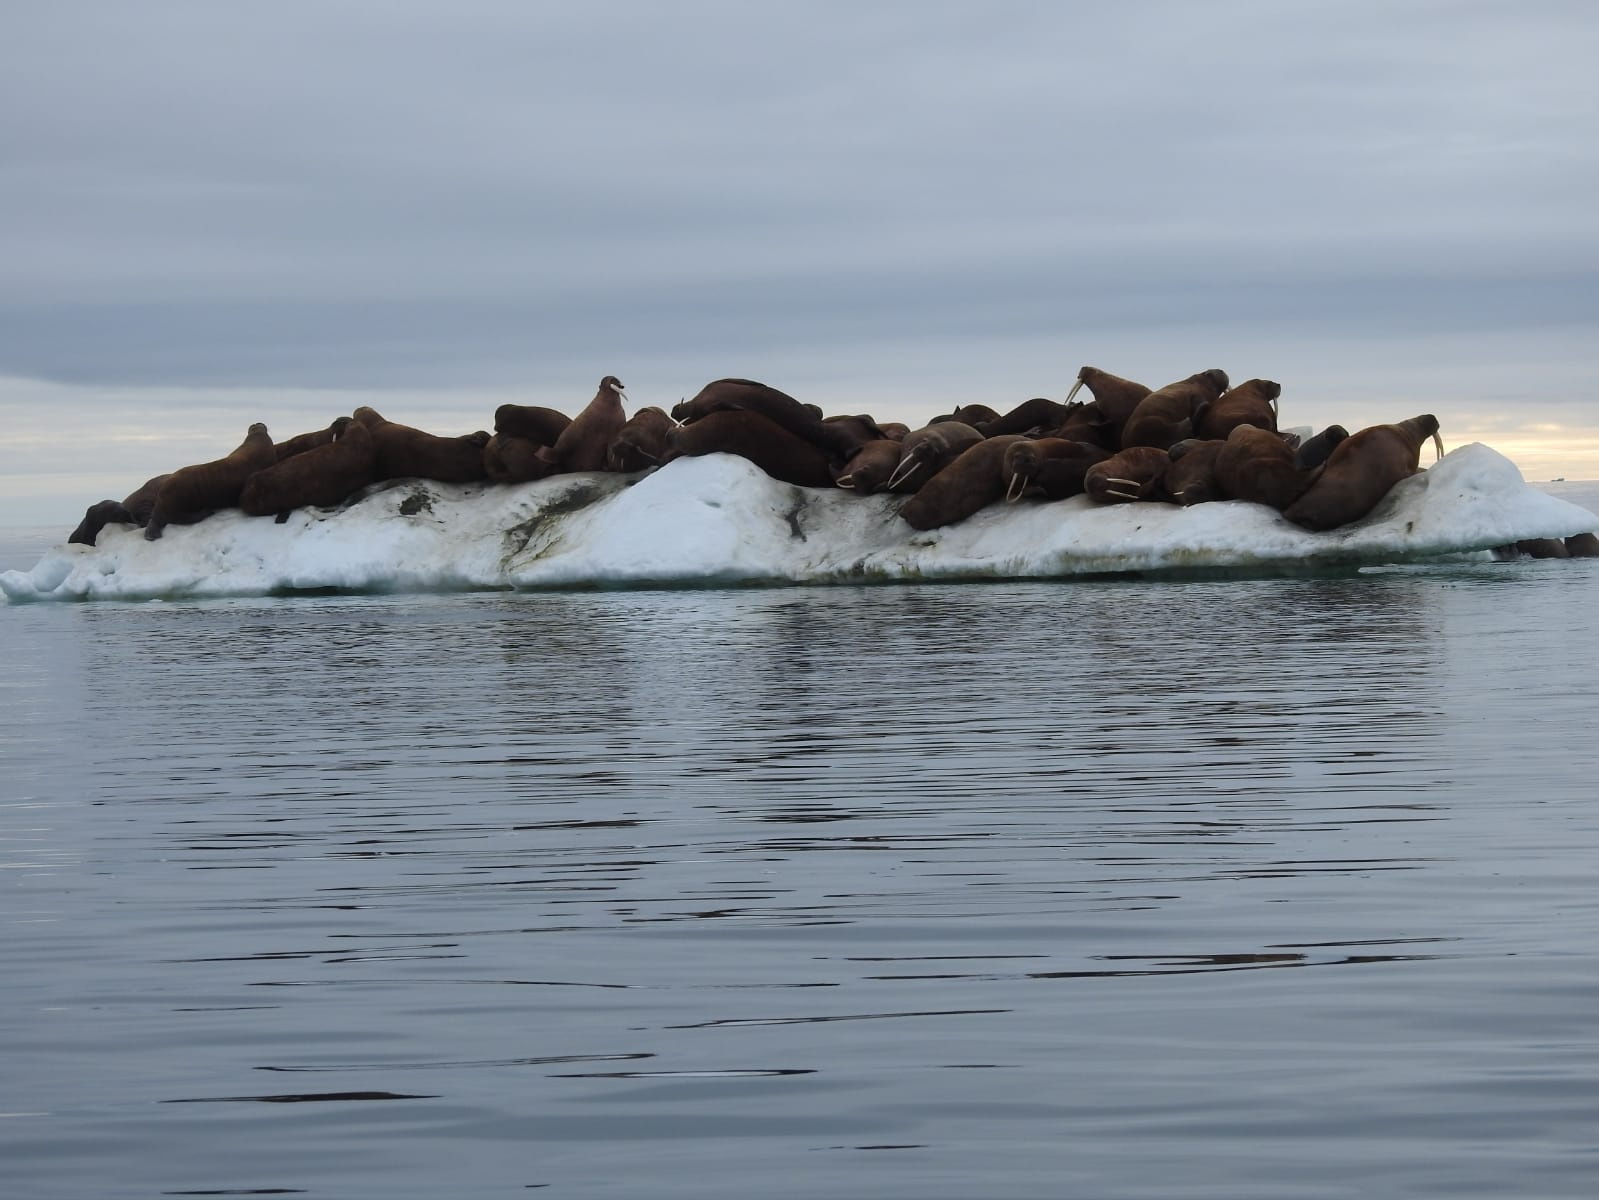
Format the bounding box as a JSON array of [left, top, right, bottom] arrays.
[[4, 567, 1599, 1198]]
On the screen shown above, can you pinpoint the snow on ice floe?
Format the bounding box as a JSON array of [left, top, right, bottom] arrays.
[[3, 442, 1595, 603]]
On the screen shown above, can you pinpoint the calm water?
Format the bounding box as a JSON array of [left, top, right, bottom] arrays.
[[3, 492, 1599, 1199]]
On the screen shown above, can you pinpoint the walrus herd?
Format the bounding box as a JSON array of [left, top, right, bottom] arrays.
[[66, 367, 1599, 560]]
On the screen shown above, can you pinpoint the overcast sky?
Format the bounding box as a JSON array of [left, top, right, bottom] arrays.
[[3, 1, 1596, 526]]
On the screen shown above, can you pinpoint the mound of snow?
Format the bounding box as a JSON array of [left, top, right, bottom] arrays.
[[3, 443, 1593, 603]]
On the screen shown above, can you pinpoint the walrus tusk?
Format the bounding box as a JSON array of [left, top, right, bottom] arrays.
[[1169, 488, 1185, 498], [1104, 477, 1141, 488], [1431, 432, 1445, 462], [1065, 379, 1084, 404], [1105, 488, 1140, 501], [836, 475, 855, 488], [1005, 472, 1025, 503], [885, 458, 921, 490]]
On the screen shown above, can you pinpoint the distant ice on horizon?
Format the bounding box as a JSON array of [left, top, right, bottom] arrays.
[[3, 443, 1595, 604]]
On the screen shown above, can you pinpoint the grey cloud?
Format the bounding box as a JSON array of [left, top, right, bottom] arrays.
[[1, 2, 1595, 413]]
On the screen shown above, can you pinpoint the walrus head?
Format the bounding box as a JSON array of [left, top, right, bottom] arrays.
[[1002, 440, 1044, 503], [1064, 366, 1097, 404], [1192, 368, 1230, 395], [1400, 413, 1445, 463]]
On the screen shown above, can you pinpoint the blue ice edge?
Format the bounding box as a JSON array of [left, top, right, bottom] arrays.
[[4, 443, 1595, 603]]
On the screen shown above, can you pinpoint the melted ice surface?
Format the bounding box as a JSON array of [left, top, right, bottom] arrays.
[[4, 443, 1593, 602]]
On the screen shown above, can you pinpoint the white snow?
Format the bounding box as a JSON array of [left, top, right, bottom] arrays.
[[3, 442, 1594, 603]]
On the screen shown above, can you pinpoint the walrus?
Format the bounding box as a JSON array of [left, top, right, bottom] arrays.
[[1120, 369, 1230, 451], [1211, 425, 1322, 511], [976, 397, 1074, 439], [1049, 402, 1117, 451], [815, 414, 889, 463], [239, 417, 378, 521], [878, 422, 910, 441], [1194, 378, 1280, 441], [67, 472, 172, 545], [1083, 446, 1172, 505], [1566, 532, 1599, 557], [272, 417, 348, 462], [483, 433, 557, 484], [897, 435, 1025, 530], [1001, 438, 1111, 502], [493, 403, 571, 445], [1293, 424, 1350, 470], [1282, 414, 1444, 532], [924, 403, 1002, 429], [1163, 438, 1229, 507], [885, 421, 986, 492], [605, 406, 674, 473], [145, 422, 278, 539], [352, 407, 492, 483], [1063, 366, 1152, 445], [671, 378, 824, 445], [663, 409, 836, 489], [833, 439, 905, 493], [537, 376, 629, 474]]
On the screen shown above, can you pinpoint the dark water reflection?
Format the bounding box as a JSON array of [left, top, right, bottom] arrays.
[[4, 566, 1599, 1197]]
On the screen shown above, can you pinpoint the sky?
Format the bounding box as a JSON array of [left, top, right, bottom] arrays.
[[3, 0, 1597, 527]]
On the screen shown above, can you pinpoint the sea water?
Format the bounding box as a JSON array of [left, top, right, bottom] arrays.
[[2, 487, 1597, 1199]]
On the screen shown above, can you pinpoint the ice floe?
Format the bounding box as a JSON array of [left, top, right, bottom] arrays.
[[3, 443, 1594, 602]]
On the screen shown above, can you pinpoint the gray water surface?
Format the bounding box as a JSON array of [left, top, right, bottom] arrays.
[[3, 507, 1599, 1198]]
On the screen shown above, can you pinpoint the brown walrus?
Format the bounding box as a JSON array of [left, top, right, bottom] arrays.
[[493, 403, 572, 445], [1162, 438, 1229, 507], [815, 414, 889, 464], [1001, 438, 1111, 503], [663, 410, 836, 489], [272, 417, 348, 462], [483, 434, 557, 484], [1063, 366, 1152, 445], [1083, 446, 1172, 505], [145, 422, 278, 540], [1120, 369, 1230, 451], [352, 407, 492, 483], [1293, 424, 1350, 470], [1194, 378, 1280, 441], [924, 403, 1002, 429], [68, 472, 172, 546], [1282, 414, 1444, 531], [976, 397, 1074, 439], [1565, 532, 1599, 557], [671, 378, 824, 445], [1212, 425, 1322, 511], [239, 417, 378, 521], [605, 406, 674, 473], [538, 376, 629, 473], [897, 435, 1025, 530], [885, 421, 986, 492], [833, 439, 905, 494]]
